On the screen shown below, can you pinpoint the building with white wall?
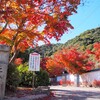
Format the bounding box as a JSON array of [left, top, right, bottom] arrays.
[[57, 68, 100, 86]]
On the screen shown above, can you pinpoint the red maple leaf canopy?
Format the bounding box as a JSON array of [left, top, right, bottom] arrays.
[[0, 0, 80, 63]]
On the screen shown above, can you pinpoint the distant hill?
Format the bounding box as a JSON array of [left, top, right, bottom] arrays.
[[18, 27, 100, 62], [29, 43, 63, 58], [63, 27, 100, 51], [33, 27, 100, 57]]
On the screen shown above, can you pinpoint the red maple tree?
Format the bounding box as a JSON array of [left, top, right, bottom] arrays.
[[46, 57, 64, 77], [46, 48, 94, 75], [87, 42, 100, 62], [40, 57, 49, 70], [0, 0, 80, 64], [93, 42, 100, 61]]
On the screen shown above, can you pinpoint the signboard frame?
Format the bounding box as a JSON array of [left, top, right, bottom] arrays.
[[29, 52, 40, 71]]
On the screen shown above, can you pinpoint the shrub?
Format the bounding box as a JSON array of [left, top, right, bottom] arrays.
[[17, 63, 33, 87], [6, 62, 50, 91], [59, 80, 74, 86], [92, 80, 100, 87], [17, 63, 50, 88], [34, 69, 50, 88], [59, 80, 62, 85], [6, 63, 20, 91]]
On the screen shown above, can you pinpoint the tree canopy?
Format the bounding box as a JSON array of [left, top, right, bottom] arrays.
[[46, 48, 94, 76], [0, 0, 80, 63]]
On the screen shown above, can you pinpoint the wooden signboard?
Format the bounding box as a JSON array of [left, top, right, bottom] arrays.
[[29, 52, 40, 71]]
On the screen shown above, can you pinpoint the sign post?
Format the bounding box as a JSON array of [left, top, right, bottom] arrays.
[[29, 52, 40, 88]]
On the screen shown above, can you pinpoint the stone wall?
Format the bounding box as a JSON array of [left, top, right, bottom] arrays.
[[57, 70, 100, 87], [81, 69, 100, 84], [0, 45, 10, 100]]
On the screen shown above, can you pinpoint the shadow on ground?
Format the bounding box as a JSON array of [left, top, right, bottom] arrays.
[[50, 89, 100, 100]]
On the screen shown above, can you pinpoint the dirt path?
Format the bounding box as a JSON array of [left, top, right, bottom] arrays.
[[49, 86, 100, 100], [4, 86, 100, 100]]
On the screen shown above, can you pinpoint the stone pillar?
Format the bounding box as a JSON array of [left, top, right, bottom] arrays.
[[76, 74, 80, 87], [0, 45, 10, 100], [74, 74, 80, 87]]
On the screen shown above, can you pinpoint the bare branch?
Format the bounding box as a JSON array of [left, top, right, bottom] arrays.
[[9, 50, 19, 64]]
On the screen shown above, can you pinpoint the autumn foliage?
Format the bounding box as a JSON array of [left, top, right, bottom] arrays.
[[0, 0, 80, 64], [14, 58, 23, 65], [92, 43, 100, 61], [46, 57, 64, 77], [46, 48, 94, 76], [40, 57, 49, 70], [87, 42, 100, 62]]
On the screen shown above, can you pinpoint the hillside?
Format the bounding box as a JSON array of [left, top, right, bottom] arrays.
[[33, 27, 100, 57], [30, 43, 63, 58], [18, 27, 100, 61], [64, 27, 100, 51]]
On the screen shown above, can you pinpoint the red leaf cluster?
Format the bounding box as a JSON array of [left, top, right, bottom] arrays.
[[94, 43, 100, 60], [14, 58, 23, 65], [46, 48, 94, 76], [87, 42, 100, 61]]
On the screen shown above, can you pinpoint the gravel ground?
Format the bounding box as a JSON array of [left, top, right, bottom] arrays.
[[4, 86, 100, 100], [4, 94, 47, 100], [50, 85, 100, 100]]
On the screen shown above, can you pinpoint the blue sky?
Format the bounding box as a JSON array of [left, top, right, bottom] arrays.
[[39, 0, 100, 45]]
